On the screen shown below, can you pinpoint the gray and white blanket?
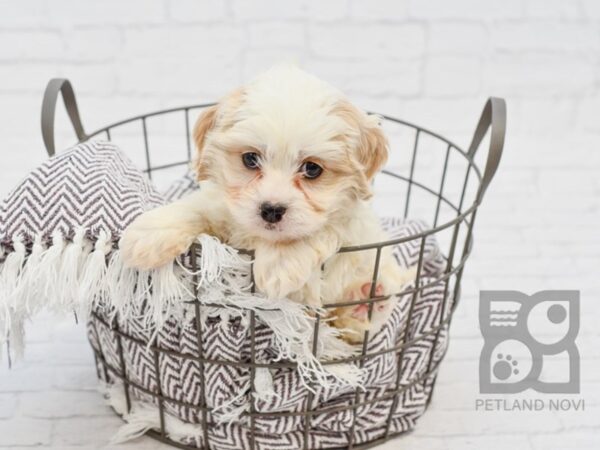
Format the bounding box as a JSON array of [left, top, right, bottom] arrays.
[[0, 140, 453, 449]]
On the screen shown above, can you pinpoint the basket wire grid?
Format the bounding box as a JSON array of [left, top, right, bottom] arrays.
[[41, 78, 506, 450]]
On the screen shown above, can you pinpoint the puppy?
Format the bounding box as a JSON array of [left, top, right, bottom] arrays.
[[121, 65, 414, 343]]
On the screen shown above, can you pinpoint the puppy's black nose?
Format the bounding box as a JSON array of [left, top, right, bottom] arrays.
[[260, 202, 287, 224]]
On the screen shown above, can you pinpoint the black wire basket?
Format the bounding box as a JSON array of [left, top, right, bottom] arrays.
[[41, 79, 506, 450]]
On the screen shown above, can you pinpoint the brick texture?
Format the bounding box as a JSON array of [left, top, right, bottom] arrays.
[[0, 1, 598, 450]]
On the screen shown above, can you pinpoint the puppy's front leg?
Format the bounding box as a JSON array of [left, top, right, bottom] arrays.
[[121, 184, 229, 269], [253, 232, 339, 306]]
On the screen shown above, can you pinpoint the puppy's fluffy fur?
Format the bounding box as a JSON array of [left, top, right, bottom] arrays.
[[121, 65, 414, 343]]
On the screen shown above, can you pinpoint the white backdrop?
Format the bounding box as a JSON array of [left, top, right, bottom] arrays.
[[0, 1, 599, 449]]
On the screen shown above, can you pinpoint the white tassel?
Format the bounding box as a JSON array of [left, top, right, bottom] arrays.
[[38, 231, 67, 309], [59, 228, 86, 309], [19, 234, 46, 313], [146, 263, 193, 329], [0, 237, 27, 336], [218, 310, 231, 329], [100, 382, 128, 416], [0, 236, 27, 303], [105, 250, 138, 322], [111, 407, 157, 444], [192, 234, 251, 290], [78, 231, 111, 315], [325, 363, 363, 388], [134, 269, 151, 307], [0, 236, 27, 361]]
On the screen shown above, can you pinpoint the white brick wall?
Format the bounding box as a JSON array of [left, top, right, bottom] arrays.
[[0, 1, 598, 449]]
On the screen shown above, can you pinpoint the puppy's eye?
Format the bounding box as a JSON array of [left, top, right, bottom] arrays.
[[242, 152, 260, 169], [301, 161, 323, 179]]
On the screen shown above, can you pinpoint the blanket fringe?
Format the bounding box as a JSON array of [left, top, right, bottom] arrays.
[[1, 232, 362, 420], [78, 231, 111, 314], [39, 231, 67, 306], [61, 228, 87, 310], [0, 236, 27, 358], [0, 230, 192, 358]]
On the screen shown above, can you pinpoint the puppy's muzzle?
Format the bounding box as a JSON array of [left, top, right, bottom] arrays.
[[260, 202, 287, 224]]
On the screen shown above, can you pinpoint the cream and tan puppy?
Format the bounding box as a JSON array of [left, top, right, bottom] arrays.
[[121, 65, 413, 343]]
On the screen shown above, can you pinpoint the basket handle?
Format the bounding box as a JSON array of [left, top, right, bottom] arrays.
[[467, 97, 506, 203], [41, 78, 87, 157]]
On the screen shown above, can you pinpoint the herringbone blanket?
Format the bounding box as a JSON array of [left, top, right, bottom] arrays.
[[0, 140, 453, 449]]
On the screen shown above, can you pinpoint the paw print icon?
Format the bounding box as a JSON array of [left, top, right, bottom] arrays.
[[479, 290, 580, 394]]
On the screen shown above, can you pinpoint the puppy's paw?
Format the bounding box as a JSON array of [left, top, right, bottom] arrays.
[[331, 313, 371, 344], [347, 282, 384, 301], [331, 280, 396, 344], [120, 214, 196, 270]]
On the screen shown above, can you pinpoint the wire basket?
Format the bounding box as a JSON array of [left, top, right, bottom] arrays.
[[41, 79, 506, 450]]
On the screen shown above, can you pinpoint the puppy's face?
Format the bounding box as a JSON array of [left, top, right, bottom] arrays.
[[193, 66, 388, 243]]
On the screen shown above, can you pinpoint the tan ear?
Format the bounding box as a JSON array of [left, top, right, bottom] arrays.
[[333, 100, 388, 200], [192, 105, 219, 180], [356, 116, 388, 180], [334, 100, 388, 181]]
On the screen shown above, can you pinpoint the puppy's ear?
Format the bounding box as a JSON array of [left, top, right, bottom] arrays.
[[334, 100, 389, 199], [192, 105, 219, 180], [356, 115, 388, 181]]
